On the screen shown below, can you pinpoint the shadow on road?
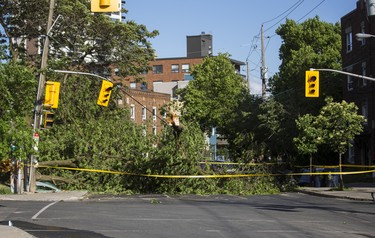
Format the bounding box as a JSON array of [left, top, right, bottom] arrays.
[[0, 220, 112, 238]]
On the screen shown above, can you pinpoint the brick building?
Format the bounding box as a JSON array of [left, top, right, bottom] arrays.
[[118, 89, 170, 135], [341, 0, 375, 165], [124, 33, 244, 92]]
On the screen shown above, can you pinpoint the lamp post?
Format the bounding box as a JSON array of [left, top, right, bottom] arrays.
[[355, 33, 375, 40]]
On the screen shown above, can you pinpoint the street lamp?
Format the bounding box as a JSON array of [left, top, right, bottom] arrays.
[[355, 33, 375, 41]]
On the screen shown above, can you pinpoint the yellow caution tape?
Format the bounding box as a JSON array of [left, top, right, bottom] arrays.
[[199, 162, 279, 166], [37, 165, 375, 179]]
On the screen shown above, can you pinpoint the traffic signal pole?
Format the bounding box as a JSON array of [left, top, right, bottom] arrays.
[[29, 0, 55, 193], [310, 68, 375, 82]]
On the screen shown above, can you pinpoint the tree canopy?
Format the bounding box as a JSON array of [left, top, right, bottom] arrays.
[[269, 16, 343, 116], [0, 0, 158, 78], [178, 53, 248, 134], [0, 63, 37, 160]]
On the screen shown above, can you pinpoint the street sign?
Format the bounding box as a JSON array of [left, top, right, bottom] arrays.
[[33, 133, 39, 142]]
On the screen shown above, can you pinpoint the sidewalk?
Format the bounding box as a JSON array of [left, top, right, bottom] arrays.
[[298, 183, 375, 202], [0, 190, 88, 201]]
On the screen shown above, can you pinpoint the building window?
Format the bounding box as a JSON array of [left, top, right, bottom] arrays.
[[346, 66, 354, 91], [361, 62, 367, 87], [130, 82, 136, 89], [114, 68, 119, 76], [362, 101, 368, 125], [152, 107, 157, 121], [142, 126, 147, 136], [348, 142, 355, 164], [153, 65, 163, 74], [153, 126, 157, 135], [142, 107, 147, 120], [182, 64, 190, 73], [140, 68, 148, 75], [140, 82, 147, 91], [347, 75, 354, 91], [345, 26, 352, 52], [130, 104, 135, 120], [171, 64, 179, 73]]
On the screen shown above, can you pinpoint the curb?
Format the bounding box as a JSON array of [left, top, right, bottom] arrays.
[[297, 189, 375, 202]]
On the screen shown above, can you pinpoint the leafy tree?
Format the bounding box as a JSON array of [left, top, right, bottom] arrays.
[[49, 0, 158, 77], [0, 0, 48, 62], [294, 98, 365, 189], [226, 96, 288, 162], [1, 0, 158, 77], [0, 63, 37, 161], [294, 114, 323, 176], [178, 53, 248, 135], [267, 16, 343, 159], [38, 74, 155, 192], [316, 98, 365, 190]]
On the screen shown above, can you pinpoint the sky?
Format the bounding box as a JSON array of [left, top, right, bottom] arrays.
[[125, 0, 356, 95]]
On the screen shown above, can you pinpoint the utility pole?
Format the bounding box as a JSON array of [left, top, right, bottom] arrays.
[[260, 24, 267, 100], [246, 61, 250, 92], [29, 0, 55, 193]]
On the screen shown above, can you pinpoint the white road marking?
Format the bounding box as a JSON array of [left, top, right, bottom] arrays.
[[32, 201, 60, 220]]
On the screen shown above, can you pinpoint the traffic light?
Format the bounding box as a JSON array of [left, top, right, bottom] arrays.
[[305, 70, 319, 97], [97, 80, 114, 107], [43, 111, 54, 128], [44, 81, 60, 108], [91, 0, 120, 12]]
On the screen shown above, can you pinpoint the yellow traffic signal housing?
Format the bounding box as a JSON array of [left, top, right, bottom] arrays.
[[305, 70, 319, 97], [44, 81, 61, 108], [91, 0, 120, 12], [43, 111, 54, 128], [97, 80, 114, 107]]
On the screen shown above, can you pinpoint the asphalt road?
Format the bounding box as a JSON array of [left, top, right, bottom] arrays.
[[1, 193, 374, 238]]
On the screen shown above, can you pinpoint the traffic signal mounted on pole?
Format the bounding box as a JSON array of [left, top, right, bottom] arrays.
[[91, 0, 120, 12], [43, 111, 54, 128], [44, 81, 60, 108], [305, 70, 319, 97], [97, 80, 114, 107]]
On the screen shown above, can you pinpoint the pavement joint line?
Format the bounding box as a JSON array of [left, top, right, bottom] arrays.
[[32, 200, 60, 220]]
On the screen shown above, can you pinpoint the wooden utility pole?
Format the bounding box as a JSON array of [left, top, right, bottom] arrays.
[[246, 61, 250, 92], [30, 0, 55, 193], [260, 24, 266, 100]]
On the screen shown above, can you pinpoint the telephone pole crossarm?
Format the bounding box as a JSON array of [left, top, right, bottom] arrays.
[[310, 68, 375, 82]]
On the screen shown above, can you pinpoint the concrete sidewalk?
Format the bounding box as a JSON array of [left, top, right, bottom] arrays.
[[298, 183, 375, 202], [0, 190, 88, 201]]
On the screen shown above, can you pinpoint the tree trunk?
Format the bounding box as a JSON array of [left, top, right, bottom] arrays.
[[38, 159, 77, 168], [339, 153, 344, 190]]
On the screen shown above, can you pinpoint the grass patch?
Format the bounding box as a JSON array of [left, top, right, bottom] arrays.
[[0, 184, 11, 194]]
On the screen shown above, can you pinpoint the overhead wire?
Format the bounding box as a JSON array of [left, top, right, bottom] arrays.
[[262, 0, 304, 25], [297, 0, 326, 22], [264, 0, 305, 33], [268, 0, 330, 97], [246, 0, 328, 96], [246, 0, 304, 72]]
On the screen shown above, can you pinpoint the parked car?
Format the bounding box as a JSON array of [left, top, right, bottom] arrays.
[[36, 181, 61, 193]]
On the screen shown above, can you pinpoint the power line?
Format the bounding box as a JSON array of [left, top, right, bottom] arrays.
[[297, 0, 326, 22], [246, 0, 305, 71], [262, 0, 304, 25], [264, 0, 304, 33]]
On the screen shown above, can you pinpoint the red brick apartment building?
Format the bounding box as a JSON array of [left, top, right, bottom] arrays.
[[118, 89, 170, 135], [341, 0, 375, 165]]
